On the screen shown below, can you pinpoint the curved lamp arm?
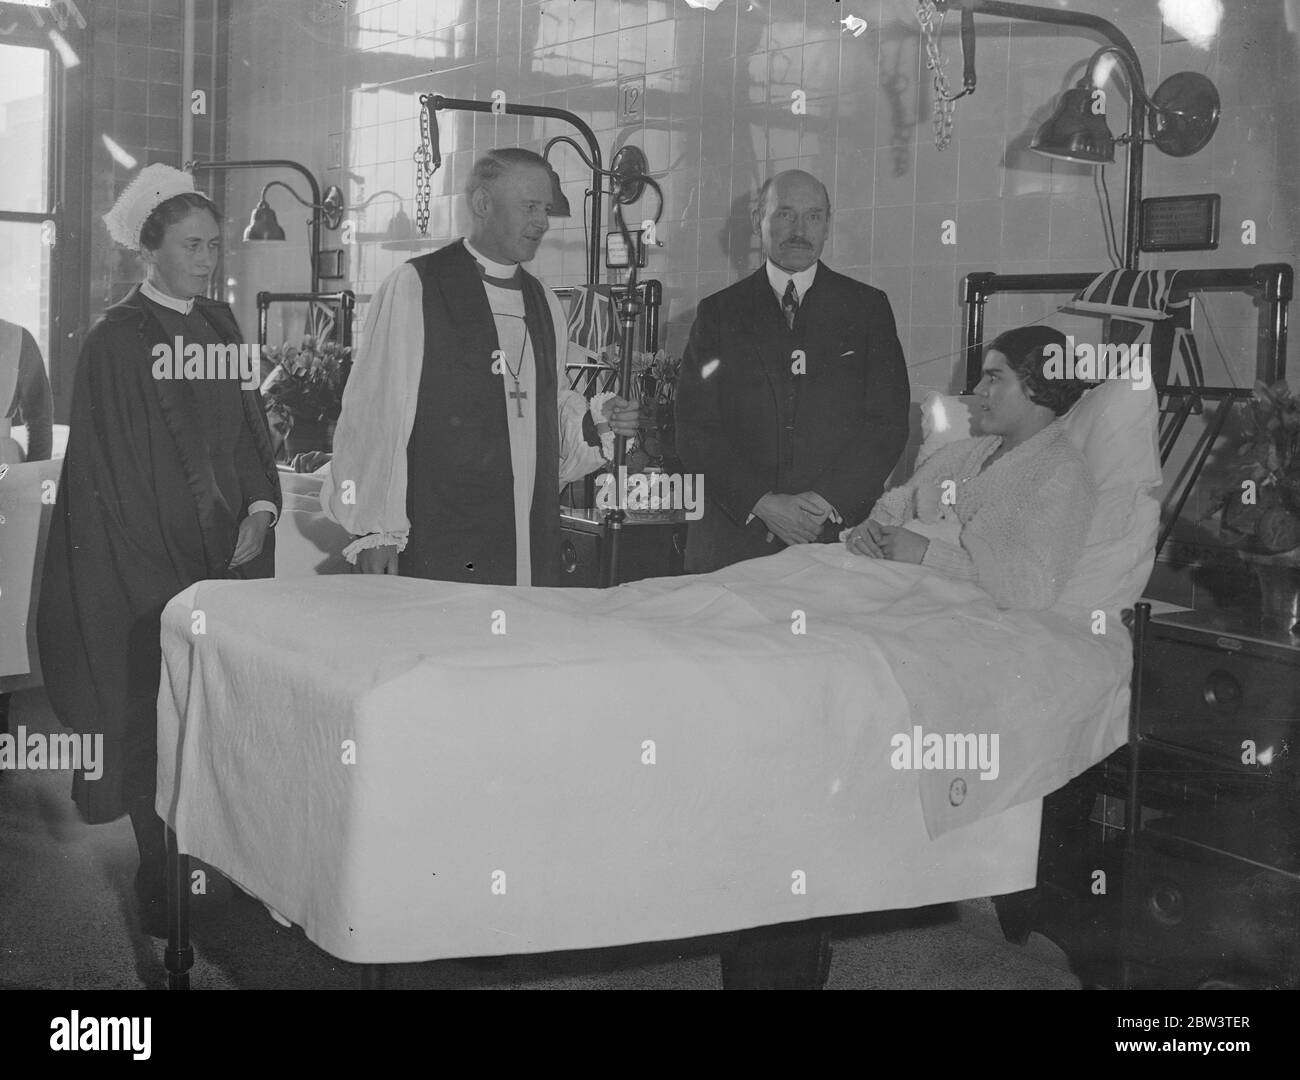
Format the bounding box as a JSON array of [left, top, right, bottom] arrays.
[[259, 179, 345, 230], [425, 94, 605, 283], [543, 135, 609, 178], [1079, 44, 1220, 162], [545, 137, 656, 209], [1082, 46, 1194, 125], [347, 188, 406, 212]]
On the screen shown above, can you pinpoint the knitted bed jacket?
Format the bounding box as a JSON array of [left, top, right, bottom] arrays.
[[870, 419, 1098, 611]]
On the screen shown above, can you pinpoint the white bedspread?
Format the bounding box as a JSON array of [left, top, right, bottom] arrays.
[[156, 546, 1131, 964]]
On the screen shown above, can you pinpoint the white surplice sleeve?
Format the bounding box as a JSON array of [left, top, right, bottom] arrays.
[[546, 286, 607, 488], [320, 262, 425, 562]]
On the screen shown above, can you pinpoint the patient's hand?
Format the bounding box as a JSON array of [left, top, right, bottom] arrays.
[[356, 544, 400, 574], [877, 525, 930, 564], [845, 519, 886, 558]]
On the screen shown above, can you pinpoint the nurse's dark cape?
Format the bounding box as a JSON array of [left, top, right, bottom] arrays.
[[37, 287, 281, 823]]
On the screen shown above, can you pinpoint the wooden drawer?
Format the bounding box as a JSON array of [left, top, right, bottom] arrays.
[[1140, 628, 1298, 778]]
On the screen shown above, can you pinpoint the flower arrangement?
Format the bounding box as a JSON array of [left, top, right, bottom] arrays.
[[260, 336, 353, 425], [1208, 379, 1300, 556]]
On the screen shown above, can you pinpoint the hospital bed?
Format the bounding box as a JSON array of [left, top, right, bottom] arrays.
[[154, 365, 1161, 989]]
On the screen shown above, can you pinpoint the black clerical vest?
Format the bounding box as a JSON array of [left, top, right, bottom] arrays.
[[401, 240, 562, 585]]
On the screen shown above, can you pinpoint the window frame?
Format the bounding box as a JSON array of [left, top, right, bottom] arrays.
[[0, 5, 91, 422]]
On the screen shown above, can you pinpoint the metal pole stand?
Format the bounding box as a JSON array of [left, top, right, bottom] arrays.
[[164, 826, 193, 990], [601, 277, 643, 589]]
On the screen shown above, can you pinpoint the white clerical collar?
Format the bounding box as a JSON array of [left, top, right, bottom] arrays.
[[464, 237, 520, 279], [765, 259, 818, 303], [140, 278, 196, 315]]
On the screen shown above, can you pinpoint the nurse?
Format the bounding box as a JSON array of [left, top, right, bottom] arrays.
[[37, 163, 281, 937]]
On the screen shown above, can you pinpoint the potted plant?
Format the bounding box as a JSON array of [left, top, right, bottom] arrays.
[[1205, 379, 1300, 632], [260, 335, 353, 457]]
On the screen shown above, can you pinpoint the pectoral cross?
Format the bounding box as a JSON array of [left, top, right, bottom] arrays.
[[508, 379, 527, 417]]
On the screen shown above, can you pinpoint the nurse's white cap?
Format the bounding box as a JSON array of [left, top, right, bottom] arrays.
[[102, 163, 207, 251]]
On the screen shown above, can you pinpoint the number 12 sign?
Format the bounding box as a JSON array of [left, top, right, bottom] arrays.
[[618, 76, 645, 124]]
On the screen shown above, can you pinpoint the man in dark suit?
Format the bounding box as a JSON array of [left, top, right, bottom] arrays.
[[676, 169, 910, 574], [675, 169, 911, 988]]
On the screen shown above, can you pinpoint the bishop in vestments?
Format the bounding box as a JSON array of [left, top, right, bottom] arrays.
[[323, 147, 638, 584]]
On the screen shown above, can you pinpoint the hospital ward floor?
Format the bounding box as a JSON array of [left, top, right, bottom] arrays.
[[1, 688, 1080, 991]]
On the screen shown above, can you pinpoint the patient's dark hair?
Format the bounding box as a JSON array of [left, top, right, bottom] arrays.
[[139, 192, 222, 251], [986, 325, 1094, 416]]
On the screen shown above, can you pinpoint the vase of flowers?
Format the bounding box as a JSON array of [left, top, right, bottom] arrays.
[[1207, 379, 1300, 632], [260, 336, 353, 457]]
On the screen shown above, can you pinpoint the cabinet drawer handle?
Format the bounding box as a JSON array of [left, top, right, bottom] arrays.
[[561, 539, 580, 574], [1202, 669, 1243, 712]]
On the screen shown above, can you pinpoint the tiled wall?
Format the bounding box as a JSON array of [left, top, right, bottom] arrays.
[[220, 0, 1297, 392], [214, 0, 1297, 603], [89, 0, 230, 307]]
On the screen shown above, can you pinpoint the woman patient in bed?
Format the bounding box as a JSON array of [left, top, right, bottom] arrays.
[[843, 326, 1097, 611]]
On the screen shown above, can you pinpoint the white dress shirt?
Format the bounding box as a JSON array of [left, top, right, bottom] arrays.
[[746, 260, 839, 528], [764, 259, 818, 308]]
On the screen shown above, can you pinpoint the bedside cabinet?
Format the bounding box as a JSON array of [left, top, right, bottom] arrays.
[[558, 508, 688, 587], [996, 608, 1300, 989], [1118, 611, 1299, 989]]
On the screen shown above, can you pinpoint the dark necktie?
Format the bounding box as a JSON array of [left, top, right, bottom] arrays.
[[782, 279, 799, 330]]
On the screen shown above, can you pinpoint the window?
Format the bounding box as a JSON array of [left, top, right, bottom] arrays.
[[0, 41, 54, 364]]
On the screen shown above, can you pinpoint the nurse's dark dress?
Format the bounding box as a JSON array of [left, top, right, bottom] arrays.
[[37, 286, 280, 824]]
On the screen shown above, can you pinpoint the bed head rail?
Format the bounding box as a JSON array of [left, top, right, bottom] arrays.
[[960, 263, 1292, 392], [256, 290, 357, 349], [959, 263, 1293, 558]]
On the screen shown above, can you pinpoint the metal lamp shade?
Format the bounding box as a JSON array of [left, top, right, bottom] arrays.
[[1031, 85, 1116, 165], [547, 165, 572, 218], [243, 199, 286, 241]]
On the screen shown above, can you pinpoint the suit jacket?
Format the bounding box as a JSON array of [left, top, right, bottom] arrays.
[[675, 262, 909, 572]]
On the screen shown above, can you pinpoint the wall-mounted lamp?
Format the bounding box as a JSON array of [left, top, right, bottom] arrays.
[[243, 179, 346, 241], [420, 94, 607, 283], [1031, 50, 1220, 165], [336, 188, 422, 251], [186, 158, 343, 293], [927, 1, 1224, 267], [541, 137, 651, 219]]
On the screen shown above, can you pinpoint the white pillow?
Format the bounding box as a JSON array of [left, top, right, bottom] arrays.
[[1056, 487, 1159, 619], [911, 379, 1161, 618], [1060, 378, 1162, 492]]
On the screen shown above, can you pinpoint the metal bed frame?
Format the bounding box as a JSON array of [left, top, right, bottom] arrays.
[[161, 262, 1293, 990], [961, 264, 1293, 558], [966, 261, 1293, 988], [255, 290, 356, 350]]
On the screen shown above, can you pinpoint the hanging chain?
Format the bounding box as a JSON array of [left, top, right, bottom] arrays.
[[413, 102, 435, 236], [917, 0, 961, 150]]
